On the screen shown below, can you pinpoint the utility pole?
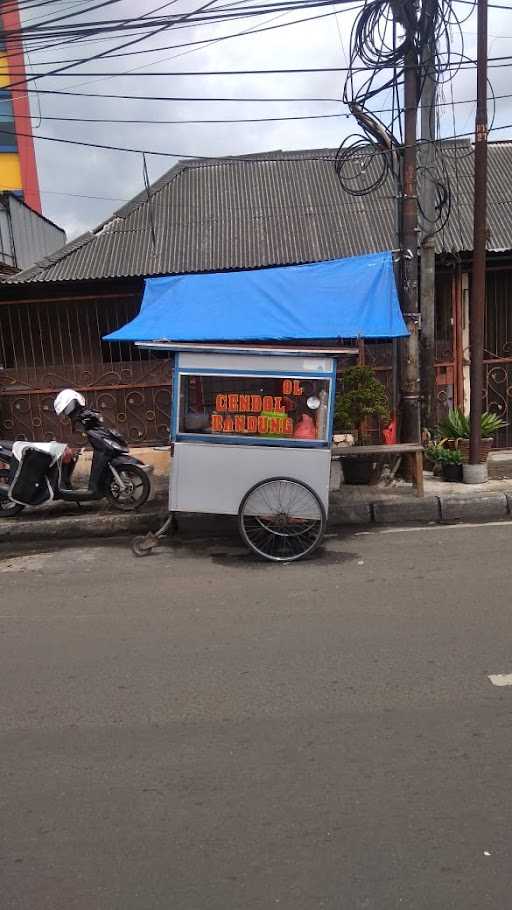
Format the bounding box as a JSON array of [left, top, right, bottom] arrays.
[[468, 0, 488, 474], [419, 3, 437, 433], [400, 39, 421, 443]]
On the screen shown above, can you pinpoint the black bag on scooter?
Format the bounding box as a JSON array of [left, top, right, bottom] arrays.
[[9, 448, 57, 506]]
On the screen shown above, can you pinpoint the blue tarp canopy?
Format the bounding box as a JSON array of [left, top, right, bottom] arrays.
[[104, 251, 407, 343]]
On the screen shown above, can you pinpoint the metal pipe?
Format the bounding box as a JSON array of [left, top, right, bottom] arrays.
[[419, 5, 437, 432], [469, 0, 488, 464], [400, 42, 421, 443]]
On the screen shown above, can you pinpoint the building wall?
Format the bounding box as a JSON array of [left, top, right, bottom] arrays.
[[6, 194, 64, 269], [0, 2, 41, 212]]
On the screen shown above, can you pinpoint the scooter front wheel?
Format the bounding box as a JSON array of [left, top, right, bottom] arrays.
[[0, 469, 25, 518], [105, 464, 151, 511]]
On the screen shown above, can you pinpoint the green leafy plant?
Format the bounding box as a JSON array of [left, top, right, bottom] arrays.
[[440, 448, 462, 464], [425, 443, 449, 463], [426, 443, 462, 464], [439, 407, 506, 440], [335, 366, 391, 439]]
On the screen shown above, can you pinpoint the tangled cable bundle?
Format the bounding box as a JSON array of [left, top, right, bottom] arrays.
[[334, 0, 477, 236], [346, 0, 473, 85]]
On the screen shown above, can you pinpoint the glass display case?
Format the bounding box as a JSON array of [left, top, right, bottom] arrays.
[[177, 371, 333, 444]]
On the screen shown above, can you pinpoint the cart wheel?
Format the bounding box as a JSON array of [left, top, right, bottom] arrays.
[[238, 477, 326, 563], [131, 534, 158, 557]]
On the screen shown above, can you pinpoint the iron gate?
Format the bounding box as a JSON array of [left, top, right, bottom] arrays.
[[483, 269, 512, 449], [0, 293, 172, 444]]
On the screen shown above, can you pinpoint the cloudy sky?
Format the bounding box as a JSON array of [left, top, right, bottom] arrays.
[[17, 0, 512, 239]]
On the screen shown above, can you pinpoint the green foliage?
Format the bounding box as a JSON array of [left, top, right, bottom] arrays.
[[441, 448, 462, 464], [439, 407, 506, 440], [425, 443, 447, 462], [440, 408, 469, 438], [426, 444, 462, 464], [335, 366, 391, 434]]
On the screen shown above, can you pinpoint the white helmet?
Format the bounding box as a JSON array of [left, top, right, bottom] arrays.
[[54, 388, 86, 417]]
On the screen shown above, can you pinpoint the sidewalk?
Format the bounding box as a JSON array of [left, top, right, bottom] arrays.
[[2, 471, 512, 545], [331, 472, 512, 525]]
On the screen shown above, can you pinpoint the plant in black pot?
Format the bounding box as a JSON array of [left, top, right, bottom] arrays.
[[335, 366, 391, 485], [439, 447, 463, 482]]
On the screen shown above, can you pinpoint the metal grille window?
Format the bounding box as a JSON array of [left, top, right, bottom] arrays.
[[0, 295, 172, 444]]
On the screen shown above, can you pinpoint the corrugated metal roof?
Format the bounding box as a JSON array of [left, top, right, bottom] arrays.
[[4, 142, 512, 286]]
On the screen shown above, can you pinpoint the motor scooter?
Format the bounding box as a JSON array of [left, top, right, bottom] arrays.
[[0, 403, 152, 517]]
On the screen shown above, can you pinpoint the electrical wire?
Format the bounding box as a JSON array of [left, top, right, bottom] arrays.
[[3, 0, 227, 94], [1, 0, 363, 45], [1, 119, 511, 160], [7, 51, 512, 90], [1, 87, 510, 126], [5, 52, 512, 96], [0, 185, 129, 201], [334, 0, 477, 236], [0, 0, 365, 77]]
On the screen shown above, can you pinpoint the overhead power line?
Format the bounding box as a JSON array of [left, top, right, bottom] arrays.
[[0, 0, 361, 45], [0, 185, 129, 202], [3, 49, 512, 106], [5, 50, 512, 93], [4, 89, 346, 102], [3, 119, 512, 160], [0, 61, 478, 77], [2, 0, 229, 93], [0, 2, 365, 80], [7, 0, 357, 35], [1, 89, 510, 125], [14, 1, 364, 60]]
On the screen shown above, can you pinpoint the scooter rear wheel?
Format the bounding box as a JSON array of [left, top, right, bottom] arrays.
[[0, 469, 25, 518]]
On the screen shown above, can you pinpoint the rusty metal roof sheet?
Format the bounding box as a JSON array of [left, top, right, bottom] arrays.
[[4, 142, 512, 286]]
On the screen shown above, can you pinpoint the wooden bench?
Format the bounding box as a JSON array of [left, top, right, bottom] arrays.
[[332, 443, 424, 497]]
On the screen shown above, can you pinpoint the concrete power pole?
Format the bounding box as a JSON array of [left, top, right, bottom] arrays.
[[400, 40, 421, 444], [419, 21, 437, 433], [468, 0, 488, 476]]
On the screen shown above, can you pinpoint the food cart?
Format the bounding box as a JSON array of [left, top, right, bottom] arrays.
[[104, 251, 407, 562]]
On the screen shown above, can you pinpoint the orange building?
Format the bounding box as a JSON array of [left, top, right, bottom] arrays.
[[0, 0, 41, 212]]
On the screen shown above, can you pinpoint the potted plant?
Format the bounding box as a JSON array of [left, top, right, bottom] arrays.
[[335, 366, 391, 484], [439, 408, 506, 464], [440, 447, 463, 482]]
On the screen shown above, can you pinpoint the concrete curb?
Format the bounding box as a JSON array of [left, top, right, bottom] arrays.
[[372, 496, 441, 525], [439, 492, 509, 523], [0, 506, 243, 545], [2, 490, 512, 545], [0, 508, 167, 543]]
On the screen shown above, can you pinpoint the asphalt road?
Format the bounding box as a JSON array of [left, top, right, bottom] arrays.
[[2, 524, 512, 910]]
